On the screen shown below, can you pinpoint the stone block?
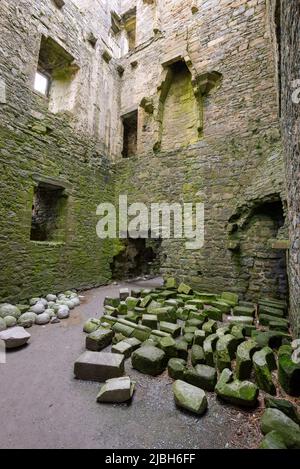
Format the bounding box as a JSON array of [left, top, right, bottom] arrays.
[[74, 352, 125, 381], [131, 345, 167, 376], [160, 321, 181, 337], [253, 347, 277, 395], [173, 380, 207, 415], [86, 328, 113, 351], [215, 369, 259, 408], [168, 358, 187, 380], [142, 314, 158, 329], [260, 409, 300, 449], [96, 376, 135, 403], [191, 344, 205, 366], [235, 339, 259, 380]]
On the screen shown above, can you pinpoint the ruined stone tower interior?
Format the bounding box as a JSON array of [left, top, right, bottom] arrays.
[[1, 0, 298, 335], [0, 0, 300, 451]]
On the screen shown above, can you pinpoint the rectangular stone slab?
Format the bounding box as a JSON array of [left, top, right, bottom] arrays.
[[74, 351, 125, 382], [86, 328, 113, 351]]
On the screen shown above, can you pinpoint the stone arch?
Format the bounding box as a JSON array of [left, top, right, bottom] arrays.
[[154, 56, 222, 152], [228, 195, 289, 301]]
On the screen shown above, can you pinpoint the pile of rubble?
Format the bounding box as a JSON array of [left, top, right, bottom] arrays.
[[74, 279, 300, 448], [0, 290, 81, 349]]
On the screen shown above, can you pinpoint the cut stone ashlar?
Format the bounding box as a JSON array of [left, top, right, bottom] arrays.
[[215, 334, 239, 372], [111, 337, 141, 358], [173, 380, 207, 415], [131, 345, 167, 376], [183, 364, 217, 392], [215, 368, 259, 408], [96, 377, 135, 403], [260, 408, 300, 449], [86, 328, 113, 351], [83, 318, 101, 333], [221, 292, 239, 306], [235, 339, 259, 380], [253, 347, 277, 395], [191, 344, 205, 366], [193, 329, 206, 346], [159, 336, 177, 358], [203, 333, 219, 366], [141, 314, 158, 329], [74, 351, 125, 382], [264, 396, 300, 425], [233, 306, 255, 317], [278, 345, 300, 396], [160, 321, 181, 337], [259, 431, 287, 449], [168, 358, 187, 380]]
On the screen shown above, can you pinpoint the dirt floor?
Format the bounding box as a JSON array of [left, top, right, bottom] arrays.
[[0, 278, 262, 449]]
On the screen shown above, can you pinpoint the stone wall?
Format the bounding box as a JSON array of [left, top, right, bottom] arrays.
[[0, 0, 122, 302], [280, 0, 300, 335], [115, 0, 287, 301], [0, 0, 293, 310]]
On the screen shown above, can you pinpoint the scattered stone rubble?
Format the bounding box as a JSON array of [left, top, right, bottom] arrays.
[[0, 290, 82, 349], [75, 279, 300, 448]]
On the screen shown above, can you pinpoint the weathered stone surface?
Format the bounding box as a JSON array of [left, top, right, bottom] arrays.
[[251, 330, 290, 349], [235, 339, 259, 380], [3, 316, 17, 328], [260, 409, 300, 449], [177, 283, 192, 295], [0, 326, 31, 349], [215, 334, 238, 371], [160, 321, 181, 338], [125, 296, 140, 309], [0, 317, 6, 331], [159, 336, 177, 358], [176, 339, 189, 360], [86, 328, 113, 351], [18, 312, 37, 328], [264, 396, 300, 425], [278, 345, 300, 396], [96, 377, 135, 403], [193, 329, 206, 346], [0, 304, 21, 319], [204, 306, 223, 321], [228, 316, 253, 326], [191, 344, 205, 366], [83, 318, 101, 334], [119, 288, 130, 300], [202, 319, 217, 336], [259, 431, 287, 449], [221, 292, 239, 306], [168, 358, 187, 380], [233, 306, 255, 317], [142, 314, 158, 329], [131, 345, 167, 376], [215, 369, 259, 408], [253, 347, 276, 395], [112, 337, 141, 358], [203, 333, 219, 366], [35, 312, 50, 325], [74, 352, 125, 382], [184, 364, 217, 391], [173, 380, 207, 415]]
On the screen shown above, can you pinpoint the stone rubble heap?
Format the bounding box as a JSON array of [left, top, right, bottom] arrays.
[[0, 290, 82, 349], [75, 278, 300, 448]]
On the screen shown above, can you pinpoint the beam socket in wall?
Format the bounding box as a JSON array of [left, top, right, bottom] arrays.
[[52, 0, 65, 8], [102, 50, 112, 63], [87, 32, 98, 48]]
